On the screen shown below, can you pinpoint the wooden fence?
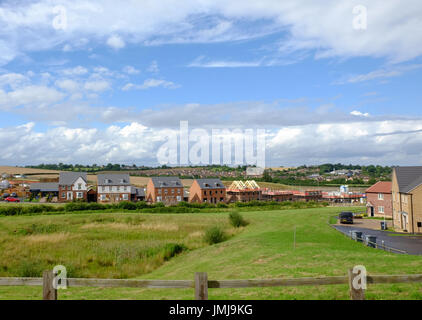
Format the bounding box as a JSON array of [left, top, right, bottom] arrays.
[[1, 270, 422, 300]]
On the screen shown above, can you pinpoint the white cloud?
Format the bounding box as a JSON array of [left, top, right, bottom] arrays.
[[0, 73, 29, 89], [61, 66, 89, 76], [123, 66, 140, 75], [188, 56, 264, 68], [122, 79, 179, 91], [84, 80, 111, 92], [55, 79, 79, 92], [337, 64, 422, 84], [0, 85, 64, 110], [106, 35, 125, 50], [1, 118, 422, 166], [1, 1, 422, 65], [350, 110, 370, 117]]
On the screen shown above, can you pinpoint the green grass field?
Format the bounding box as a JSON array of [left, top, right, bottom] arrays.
[[0, 207, 421, 300]]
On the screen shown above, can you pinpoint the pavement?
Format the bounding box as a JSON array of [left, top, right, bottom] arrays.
[[333, 224, 422, 255]]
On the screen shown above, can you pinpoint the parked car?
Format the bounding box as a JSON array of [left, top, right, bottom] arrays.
[[4, 197, 20, 203], [339, 212, 354, 224], [353, 212, 364, 219]]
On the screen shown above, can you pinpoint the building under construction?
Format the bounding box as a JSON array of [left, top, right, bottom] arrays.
[[226, 180, 262, 202]]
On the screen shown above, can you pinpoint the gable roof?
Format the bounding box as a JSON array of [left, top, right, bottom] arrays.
[[30, 183, 59, 192], [131, 187, 145, 196], [59, 172, 87, 186], [366, 181, 392, 194], [150, 177, 183, 188], [97, 173, 131, 186], [195, 179, 225, 189], [394, 166, 422, 193]]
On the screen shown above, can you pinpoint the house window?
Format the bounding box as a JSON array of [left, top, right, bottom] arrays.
[[61, 192, 66, 198], [100, 195, 106, 201], [156, 196, 162, 202], [122, 194, 128, 200], [77, 183, 82, 190], [76, 192, 83, 199], [102, 186, 105, 192], [158, 189, 161, 194], [124, 186, 127, 191], [164, 189, 168, 194], [378, 206, 385, 213], [176, 196, 181, 201], [177, 189, 181, 194], [378, 193, 384, 200]]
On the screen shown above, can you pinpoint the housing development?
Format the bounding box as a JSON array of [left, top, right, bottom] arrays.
[[1, 0, 422, 307]]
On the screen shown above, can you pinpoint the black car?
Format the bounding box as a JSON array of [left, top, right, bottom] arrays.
[[339, 212, 354, 224]]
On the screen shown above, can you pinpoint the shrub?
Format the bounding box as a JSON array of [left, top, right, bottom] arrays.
[[135, 201, 148, 209], [16, 223, 60, 235], [162, 243, 187, 261], [229, 211, 248, 228], [16, 261, 44, 277], [117, 201, 137, 210], [204, 226, 226, 245]]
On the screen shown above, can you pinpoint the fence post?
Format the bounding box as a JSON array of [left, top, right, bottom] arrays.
[[195, 272, 208, 300], [348, 269, 365, 300], [43, 270, 57, 300]]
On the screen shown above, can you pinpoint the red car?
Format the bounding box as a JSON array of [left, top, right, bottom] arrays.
[[4, 197, 20, 203]]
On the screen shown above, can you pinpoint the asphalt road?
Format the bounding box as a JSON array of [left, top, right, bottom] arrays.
[[333, 225, 422, 255]]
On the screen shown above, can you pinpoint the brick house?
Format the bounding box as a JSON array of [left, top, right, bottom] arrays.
[[97, 173, 132, 203], [58, 172, 88, 202], [392, 166, 422, 233], [189, 179, 226, 204], [365, 181, 392, 218], [146, 177, 184, 204]]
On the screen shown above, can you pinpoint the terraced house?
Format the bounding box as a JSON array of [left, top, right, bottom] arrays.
[[392, 166, 422, 233], [188, 179, 226, 204], [146, 177, 184, 204], [97, 173, 132, 203], [58, 172, 88, 202]]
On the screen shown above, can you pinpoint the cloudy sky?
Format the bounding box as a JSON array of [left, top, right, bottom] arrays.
[[0, 0, 422, 167]]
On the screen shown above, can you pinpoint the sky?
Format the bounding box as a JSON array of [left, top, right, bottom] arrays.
[[0, 0, 422, 167]]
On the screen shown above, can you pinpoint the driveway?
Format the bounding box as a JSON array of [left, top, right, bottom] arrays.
[[333, 224, 422, 255]]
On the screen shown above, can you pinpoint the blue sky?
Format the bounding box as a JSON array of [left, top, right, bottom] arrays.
[[0, 0, 422, 167]]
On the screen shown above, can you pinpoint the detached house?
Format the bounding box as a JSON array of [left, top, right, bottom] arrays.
[[392, 166, 422, 233], [365, 181, 392, 218], [97, 173, 132, 203], [189, 179, 226, 204], [146, 177, 183, 204], [58, 172, 88, 202]]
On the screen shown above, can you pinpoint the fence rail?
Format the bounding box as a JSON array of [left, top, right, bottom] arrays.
[[1, 270, 422, 300], [346, 230, 407, 254]]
